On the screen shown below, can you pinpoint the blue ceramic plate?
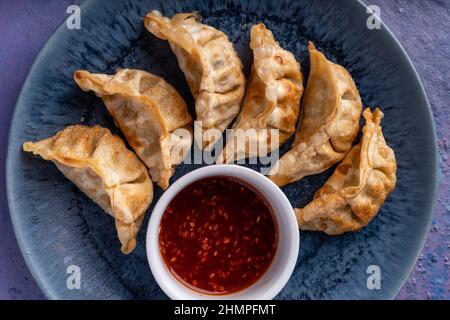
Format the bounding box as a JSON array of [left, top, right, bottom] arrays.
[[7, 0, 437, 299]]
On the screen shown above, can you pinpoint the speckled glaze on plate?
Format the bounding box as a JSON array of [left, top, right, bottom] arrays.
[[6, 0, 437, 299]]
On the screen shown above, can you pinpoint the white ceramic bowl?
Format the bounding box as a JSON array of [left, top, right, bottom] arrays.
[[146, 165, 299, 300]]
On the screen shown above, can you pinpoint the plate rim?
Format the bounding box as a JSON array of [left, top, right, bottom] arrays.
[[5, 0, 439, 300]]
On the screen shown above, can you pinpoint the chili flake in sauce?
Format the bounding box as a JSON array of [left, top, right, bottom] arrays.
[[159, 176, 278, 295]]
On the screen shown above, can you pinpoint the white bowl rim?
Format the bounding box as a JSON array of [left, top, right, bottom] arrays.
[[146, 164, 300, 300]]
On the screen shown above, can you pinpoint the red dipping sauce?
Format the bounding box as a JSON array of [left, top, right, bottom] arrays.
[[159, 176, 278, 295]]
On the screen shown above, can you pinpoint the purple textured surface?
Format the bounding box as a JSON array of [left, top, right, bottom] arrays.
[[0, 0, 448, 300]]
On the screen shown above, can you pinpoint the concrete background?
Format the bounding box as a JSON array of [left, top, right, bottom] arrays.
[[0, 0, 448, 299]]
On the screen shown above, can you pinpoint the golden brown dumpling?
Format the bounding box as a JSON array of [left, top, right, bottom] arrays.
[[216, 23, 303, 163], [23, 125, 153, 254], [74, 69, 193, 190], [295, 108, 397, 235], [269, 42, 362, 186], [144, 11, 245, 149]]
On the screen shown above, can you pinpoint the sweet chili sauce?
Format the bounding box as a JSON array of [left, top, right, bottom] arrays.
[[158, 176, 278, 295]]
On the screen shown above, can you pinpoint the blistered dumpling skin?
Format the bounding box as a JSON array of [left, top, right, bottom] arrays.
[[269, 42, 362, 186], [217, 23, 303, 163], [23, 125, 153, 254], [74, 69, 193, 190], [144, 11, 245, 149], [296, 108, 397, 235]]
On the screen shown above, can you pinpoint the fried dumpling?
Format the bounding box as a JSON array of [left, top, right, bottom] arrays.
[[268, 42, 362, 186], [144, 11, 245, 149], [23, 125, 153, 254], [295, 108, 397, 235], [216, 23, 303, 163], [74, 69, 193, 190]]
